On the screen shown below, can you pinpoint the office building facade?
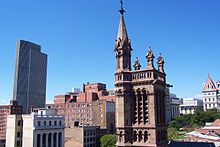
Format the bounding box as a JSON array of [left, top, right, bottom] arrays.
[[13, 40, 47, 113]]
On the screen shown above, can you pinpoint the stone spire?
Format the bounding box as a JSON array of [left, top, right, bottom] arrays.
[[117, 0, 128, 42], [115, 0, 132, 72], [146, 46, 155, 69], [157, 53, 165, 73]]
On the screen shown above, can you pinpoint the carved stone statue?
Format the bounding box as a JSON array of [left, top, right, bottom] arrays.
[[157, 53, 165, 73], [133, 57, 141, 70], [146, 46, 155, 69]]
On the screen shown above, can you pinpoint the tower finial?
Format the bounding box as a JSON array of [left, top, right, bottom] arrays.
[[119, 0, 125, 15]]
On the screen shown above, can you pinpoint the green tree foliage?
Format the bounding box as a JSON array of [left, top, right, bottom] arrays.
[[168, 127, 179, 140], [100, 134, 117, 147], [169, 114, 193, 129], [168, 128, 186, 141], [169, 109, 220, 129]]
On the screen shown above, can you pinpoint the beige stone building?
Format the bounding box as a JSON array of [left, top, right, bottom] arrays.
[[0, 100, 22, 147], [6, 109, 65, 147], [114, 1, 168, 147], [65, 124, 99, 147]]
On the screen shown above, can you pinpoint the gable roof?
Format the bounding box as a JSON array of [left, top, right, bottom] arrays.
[[203, 74, 216, 91]]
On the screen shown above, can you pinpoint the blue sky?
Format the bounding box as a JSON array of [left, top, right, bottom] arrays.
[[1, 0, 220, 104]]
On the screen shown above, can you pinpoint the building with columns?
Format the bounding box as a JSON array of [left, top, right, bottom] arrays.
[[6, 109, 64, 147], [179, 98, 203, 114], [202, 74, 220, 111], [114, 1, 168, 147], [169, 94, 181, 119]]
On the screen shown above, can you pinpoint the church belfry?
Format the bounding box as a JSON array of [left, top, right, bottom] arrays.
[[114, 1, 168, 147], [115, 0, 132, 72]]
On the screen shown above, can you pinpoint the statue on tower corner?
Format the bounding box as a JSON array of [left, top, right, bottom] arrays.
[[146, 46, 155, 69], [133, 57, 141, 70], [157, 53, 165, 73]]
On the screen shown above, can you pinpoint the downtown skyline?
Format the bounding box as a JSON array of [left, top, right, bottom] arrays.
[[1, 0, 220, 104]]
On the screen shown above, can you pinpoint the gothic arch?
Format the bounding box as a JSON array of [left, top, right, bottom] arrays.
[[138, 130, 142, 142], [144, 131, 148, 142]]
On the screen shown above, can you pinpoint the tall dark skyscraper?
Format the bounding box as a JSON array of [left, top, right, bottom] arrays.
[[13, 40, 47, 114]]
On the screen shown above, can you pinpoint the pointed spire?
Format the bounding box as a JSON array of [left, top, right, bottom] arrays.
[[117, 0, 128, 42]]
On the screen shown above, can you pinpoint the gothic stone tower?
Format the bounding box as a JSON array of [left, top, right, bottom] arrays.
[[115, 1, 168, 147]]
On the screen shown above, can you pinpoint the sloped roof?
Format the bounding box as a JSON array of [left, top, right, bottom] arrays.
[[169, 141, 215, 147], [203, 74, 216, 91]]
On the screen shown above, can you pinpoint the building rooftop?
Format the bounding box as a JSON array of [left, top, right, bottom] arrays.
[[168, 141, 215, 147]]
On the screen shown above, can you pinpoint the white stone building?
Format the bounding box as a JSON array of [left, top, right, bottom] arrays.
[[170, 93, 181, 119], [6, 109, 65, 147], [179, 98, 203, 114], [202, 75, 220, 111]]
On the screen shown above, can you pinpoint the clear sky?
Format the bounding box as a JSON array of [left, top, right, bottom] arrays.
[[1, 0, 220, 104]]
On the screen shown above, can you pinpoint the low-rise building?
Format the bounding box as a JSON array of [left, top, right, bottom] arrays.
[[65, 123, 99, 147], [165, 87, 180, 122], [180, 98, 203, 114], [202, 75, 220, 111], [6, 108, 65, 147], [0, 100, 22, 147]]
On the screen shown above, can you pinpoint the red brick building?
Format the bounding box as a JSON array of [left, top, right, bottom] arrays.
[[47, 83, 116, 133], [0, 100, 22, 147]]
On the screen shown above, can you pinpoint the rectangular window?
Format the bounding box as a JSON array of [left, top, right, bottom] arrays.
[[59, 120, 62, 126], [17, 132, 20, 137], [54, 121, 57, 126], [17, 120, 21, 126], [38, 121, 41, 126], [49, 121, 52, 126], [43, 121, 46, 126], [17, 141, 20, 146]]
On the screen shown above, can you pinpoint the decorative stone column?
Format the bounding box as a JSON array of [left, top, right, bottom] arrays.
[[56, 132, 59, 147], [40, 133, 43, 147], [45, 133, 48, 147]]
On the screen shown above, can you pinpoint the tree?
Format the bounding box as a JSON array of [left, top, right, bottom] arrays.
[[168, 127, 178, 140], [169, 114, 193, 129], [100, 134, 117, 147], [169, 108, 220, 129]]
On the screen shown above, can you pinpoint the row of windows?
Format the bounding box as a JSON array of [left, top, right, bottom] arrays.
[[204, 103, 219, 108], [204, 92, 216, 96], [204, 97, 216, 102], [66, 113, 93, 118], [84, 130, 96, 136], [64, 109, 93, 113], [51, 103, 92, 109], [84, 137, 96, 143], [37, 120, 62, 127], [84, 144, 96, 147]]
